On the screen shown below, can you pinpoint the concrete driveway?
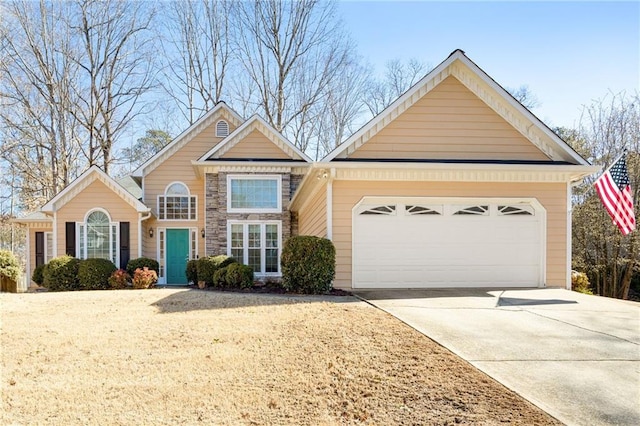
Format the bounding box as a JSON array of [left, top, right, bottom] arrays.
[[354, 288, 640, 426]]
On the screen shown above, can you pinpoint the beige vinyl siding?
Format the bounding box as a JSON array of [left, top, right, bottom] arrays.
[[143, 119, 233, 259], [331, 180, 567, 289], [297, 185, 327, 237], [55, 179, 140, 260], [348, 76, 548, 161], [222, 129, 293, 159]]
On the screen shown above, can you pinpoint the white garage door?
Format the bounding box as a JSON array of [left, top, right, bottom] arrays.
[[353, 198, 544, 288]]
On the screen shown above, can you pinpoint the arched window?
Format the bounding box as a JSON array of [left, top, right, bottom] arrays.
[[158, 182, 196, 220], [78, 209, 117, 264], [216, 120, 229, 137]]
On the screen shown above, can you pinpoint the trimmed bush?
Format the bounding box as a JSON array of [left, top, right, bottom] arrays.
[[281, 236, 335, 294], [0, 250, 21, 283], [126, 257, 159, 277], [186, 259, 198, 284], [32, 264, 46, 285], [109, 269, 130, 289], [212, 267, 227, 288], [78, 258, 117, 290], [132, 267, 158, 289], [224, 263, 254, 289], [43, 255, 80, 291], [571, 270, 592, 295], [197, 255, 237, 286]]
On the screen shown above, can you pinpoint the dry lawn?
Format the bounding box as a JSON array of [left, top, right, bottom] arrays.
[[1, 289, 561, 425]]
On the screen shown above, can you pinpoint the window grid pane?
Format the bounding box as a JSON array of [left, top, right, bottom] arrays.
[[79, 225, 85, 259], [265, 249, 278, 273], [159, 230, 165, 278], [230, 179, 278, 210], [87, 212, 110, 261], [111, 224, 117, 264], [45, 233, 53, 263]]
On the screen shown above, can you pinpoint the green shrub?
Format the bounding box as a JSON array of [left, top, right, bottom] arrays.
[[212, 267, 227, 288], [132, 267, 158, 289], [126, 257, 159, 277], [197, 255, 237, 286], [571, 270, 592, 295], [43, 255, 80, 291], [224, 263, 254, 289], [281, 236, 335, 294], [32, 264, 47, 285], [186, 259, 198, 284], [78, 258, 117, 290], [0, 250, 21, 282], [108, 269, 130, 289]]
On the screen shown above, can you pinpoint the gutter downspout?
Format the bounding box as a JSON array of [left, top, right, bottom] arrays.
[[139, 211, 152, 259], [567, 178, 585, 290], [326, 169, 335, 240]]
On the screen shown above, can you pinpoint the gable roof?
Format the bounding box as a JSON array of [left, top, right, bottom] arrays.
[[323, 49, 589, 166], [197, 115, 312, 163], [41, 165, 149, 213], [132, 102, 244, 177]]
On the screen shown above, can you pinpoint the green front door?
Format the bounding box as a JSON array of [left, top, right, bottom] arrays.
[[166, 229, 189, 284]]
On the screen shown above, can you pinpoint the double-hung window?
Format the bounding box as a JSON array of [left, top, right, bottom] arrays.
[[227, 175, 281, 213], [77, 209, 118, 265], [229, 222, 280, 275], [158, 182, 196, 220]]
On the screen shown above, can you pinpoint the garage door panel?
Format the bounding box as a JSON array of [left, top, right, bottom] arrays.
[[353, 199, 543, 288]]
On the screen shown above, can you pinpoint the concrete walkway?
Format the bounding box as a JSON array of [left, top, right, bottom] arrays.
[[354, 288, 640, 426]]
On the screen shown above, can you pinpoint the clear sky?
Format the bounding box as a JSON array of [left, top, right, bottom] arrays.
[[337, 0, 640, 130]]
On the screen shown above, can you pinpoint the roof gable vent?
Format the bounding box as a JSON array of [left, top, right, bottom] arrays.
[[216, 120, 229, 137]]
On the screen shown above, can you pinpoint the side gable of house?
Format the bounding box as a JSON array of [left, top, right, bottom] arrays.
[[346, 75, 549, 161], [325, 49, 588, 165], [197, 115, 311, 162]]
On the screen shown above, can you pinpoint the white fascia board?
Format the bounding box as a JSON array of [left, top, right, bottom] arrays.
[[42, 165, 150, 213], [322, 161, 600, 183]]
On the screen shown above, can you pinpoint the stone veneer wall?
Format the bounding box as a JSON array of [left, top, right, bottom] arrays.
[[205, 172, 302, 256]]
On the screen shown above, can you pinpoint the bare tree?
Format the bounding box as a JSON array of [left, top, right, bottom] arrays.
[[0, 0, 84, 210], [570, 91, 639, 299], [233, 0, 353, 151], [306, 59, 370, 159], [159, 0, 234, 125], [363, 58, 430, 116], [70, 0, 157, 174], [507, 85, 540, 110]]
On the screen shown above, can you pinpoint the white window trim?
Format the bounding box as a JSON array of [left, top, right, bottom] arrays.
[[227, 220, 282, 277], [158, 181, 197, 221], [76, 208, 119, 266], [227, 174, 282, 213], [44, 232, 54, 264]]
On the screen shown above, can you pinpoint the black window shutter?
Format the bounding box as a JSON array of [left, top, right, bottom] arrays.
[[35, 232, 45, 267], [119, 222, 130, 270], [65, 222, 76, 257]]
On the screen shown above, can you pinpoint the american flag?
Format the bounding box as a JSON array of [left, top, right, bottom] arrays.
[[594, 153, 636, 235]]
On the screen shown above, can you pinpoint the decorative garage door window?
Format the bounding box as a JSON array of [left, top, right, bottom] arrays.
[[405, 205, 442, 215], [498, 205, 535, 216], [453, 205, 489, 216], [359, 205, 396, 215]]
